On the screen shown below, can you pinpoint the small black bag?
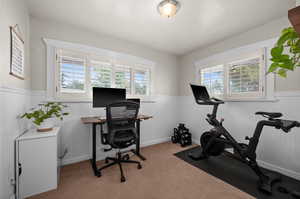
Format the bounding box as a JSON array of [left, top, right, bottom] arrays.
[[171, 123, 192, 147]]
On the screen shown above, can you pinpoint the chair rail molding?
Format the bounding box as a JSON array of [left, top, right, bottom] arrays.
[[0, 86, 31, 95]]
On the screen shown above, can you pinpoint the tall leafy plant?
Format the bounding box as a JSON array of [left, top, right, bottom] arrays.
[[268, 27, 300, 77]]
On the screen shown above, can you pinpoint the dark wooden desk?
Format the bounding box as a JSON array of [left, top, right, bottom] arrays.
[[81, 115, 153, 177]]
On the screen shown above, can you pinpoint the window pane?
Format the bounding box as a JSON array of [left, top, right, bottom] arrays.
[[229, 58, 260, 94], [134, 70, 148, 95], [115, 67, 131, 94], [90, 62, 112, 88], [211, 72, 224, 95], [200, 65, 224, 96], [60, 57, 85, 93]]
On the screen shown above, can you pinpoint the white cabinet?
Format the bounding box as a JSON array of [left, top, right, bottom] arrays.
[[15, 127, 61, 199]]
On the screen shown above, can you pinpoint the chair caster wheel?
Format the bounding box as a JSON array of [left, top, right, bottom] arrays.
[[96, 172, 101, 177], [121, 176, 126, 182], [137, 164, 142, 169], [123, 154, 130, 160]]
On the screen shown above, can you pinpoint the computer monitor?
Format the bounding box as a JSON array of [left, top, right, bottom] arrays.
[[126, 98, 140, 104], [93, 87, 126, 108]]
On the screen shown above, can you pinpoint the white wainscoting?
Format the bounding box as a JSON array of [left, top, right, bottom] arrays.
[[31, 92, 179, 166], [0, 87, 32, 199], [2, 85, 300, 199], [179, 94, 300, 180]]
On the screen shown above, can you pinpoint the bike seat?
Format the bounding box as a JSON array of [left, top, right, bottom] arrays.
[[255, 112, 282, 118]]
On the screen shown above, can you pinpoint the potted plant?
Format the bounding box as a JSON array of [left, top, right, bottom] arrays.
[[22, 102, 69, 132], [268, 27, 300, 77]]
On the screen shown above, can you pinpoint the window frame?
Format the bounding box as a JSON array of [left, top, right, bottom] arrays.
[[55, 51, 89, 99], [196, 47, 275, 101], [225, 56, 266, 100], [44, 38, 155, 102]]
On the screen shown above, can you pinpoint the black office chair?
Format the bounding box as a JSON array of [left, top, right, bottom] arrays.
[[99, 101, 142, 182]]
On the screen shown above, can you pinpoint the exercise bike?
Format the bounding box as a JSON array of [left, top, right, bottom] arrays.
[[188, 84, 300, 194]]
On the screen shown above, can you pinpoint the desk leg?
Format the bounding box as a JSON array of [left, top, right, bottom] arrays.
[[90, 123, 101, 177], [131, 119, 146, 161]]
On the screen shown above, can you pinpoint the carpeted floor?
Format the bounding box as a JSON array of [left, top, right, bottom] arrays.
[[28, 142, 253, 199]]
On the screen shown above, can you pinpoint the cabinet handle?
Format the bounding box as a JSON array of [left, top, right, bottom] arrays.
[[18, 163, 22, 176], [59, 148, 68, 159]]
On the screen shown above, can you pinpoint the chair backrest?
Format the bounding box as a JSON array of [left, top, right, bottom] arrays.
[[106, 101, 139, 126], [106, 101, 140, 147]]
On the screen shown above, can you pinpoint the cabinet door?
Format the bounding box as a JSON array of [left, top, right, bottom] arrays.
[[19, 136, 57, 198], [15, 140, 20, 199]]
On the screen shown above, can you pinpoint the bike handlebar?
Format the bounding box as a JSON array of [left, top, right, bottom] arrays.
[[196, 98, 224, 105], [279, 120, 300, 133]]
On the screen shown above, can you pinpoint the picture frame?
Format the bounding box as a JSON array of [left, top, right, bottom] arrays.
[[10, 25, 25, 80]]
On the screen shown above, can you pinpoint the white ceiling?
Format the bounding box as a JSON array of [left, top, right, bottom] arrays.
[[26, 0, 295, 55]]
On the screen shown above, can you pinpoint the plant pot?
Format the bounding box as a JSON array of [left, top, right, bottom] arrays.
[[36, 118, 55, 132], [289, 6, 300, 36]]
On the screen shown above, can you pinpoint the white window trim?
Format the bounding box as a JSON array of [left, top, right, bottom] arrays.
[[225, 55, 265, 99], [43, 38, 155, 102], [194, 38, 277, 102]]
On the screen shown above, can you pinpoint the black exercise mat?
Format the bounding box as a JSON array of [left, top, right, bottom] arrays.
[[174, 146, 300, 199]]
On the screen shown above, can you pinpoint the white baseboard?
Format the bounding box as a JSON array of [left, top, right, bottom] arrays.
[[192, 138, 200, 145], [61, 154, 91, 166], [61, 136, 171, 166], [140, 137, 171, 147], [258, 160, 300, 181]]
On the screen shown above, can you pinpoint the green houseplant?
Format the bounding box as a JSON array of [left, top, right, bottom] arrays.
[[268, 27, 300, 77], [22, 102, 69, 132]]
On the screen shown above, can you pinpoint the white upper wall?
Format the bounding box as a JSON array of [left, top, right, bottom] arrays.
[[26, 0, 295, 55], [0, 0, 30, 89], [178, 17, 300, 96], [30, 17, 179, 96]]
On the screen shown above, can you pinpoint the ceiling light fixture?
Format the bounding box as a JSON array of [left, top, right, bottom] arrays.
[[157, 0, 181, 18]]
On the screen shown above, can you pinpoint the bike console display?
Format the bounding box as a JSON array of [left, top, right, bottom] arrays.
[[190, 84, 210, 101], [190, 84, 224, 105]]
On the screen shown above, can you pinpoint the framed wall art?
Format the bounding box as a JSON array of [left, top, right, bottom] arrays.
[[10, 24, 25, 80]]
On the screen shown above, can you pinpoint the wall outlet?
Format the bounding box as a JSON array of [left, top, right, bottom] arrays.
[[10, 178, 16, 196]]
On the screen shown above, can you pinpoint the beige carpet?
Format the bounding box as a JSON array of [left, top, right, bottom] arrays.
[[29, 142, 254, 199]]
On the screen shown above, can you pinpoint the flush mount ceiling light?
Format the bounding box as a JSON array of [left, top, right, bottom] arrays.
[[157, 0, 181, 18]]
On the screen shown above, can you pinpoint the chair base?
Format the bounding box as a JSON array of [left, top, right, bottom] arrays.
[[98, 152, 142, 182]]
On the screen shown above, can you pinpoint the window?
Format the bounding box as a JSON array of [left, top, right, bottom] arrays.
[[198, 52, 265, 100], [90, 61, 112, 88], [228, 58, 260, 96], [134, 69, 150, 95], [55, 49, 152, 100], [114, 65, 131, 94], [200, 65, 224, 96], [60, 56, 86, 93]]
